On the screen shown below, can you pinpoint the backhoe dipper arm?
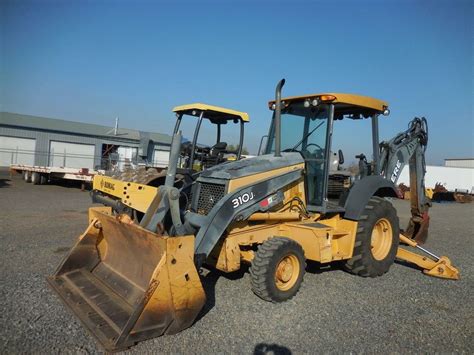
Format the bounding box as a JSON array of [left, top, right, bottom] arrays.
[[378, 117, 431, 243]]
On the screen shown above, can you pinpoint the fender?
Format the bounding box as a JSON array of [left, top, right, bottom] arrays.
[[343, 175, 398, 221]]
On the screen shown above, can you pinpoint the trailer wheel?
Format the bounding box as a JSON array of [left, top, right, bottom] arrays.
[[40, 174, 48, 185], [250, 237, 306, 302], [24, 171, 32, 183], [32, 172, 41, 185], [344, 196, 399, 277]]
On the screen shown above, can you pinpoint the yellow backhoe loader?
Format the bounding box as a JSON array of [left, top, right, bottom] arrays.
[[48, 80, 459, 351], [92, 103, 249, 218]]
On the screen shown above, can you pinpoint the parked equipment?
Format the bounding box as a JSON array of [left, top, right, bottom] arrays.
[[92, 103, 249, 217], [11, 164, 102, 188], [48, 80, 459, 351]]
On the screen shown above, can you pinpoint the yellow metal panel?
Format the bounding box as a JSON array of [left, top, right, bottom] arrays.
[[93, 175, 158, 213], [227, 163, 305, 192], [172, 103, 250, 122], [268, 93, 388, 112], [223, 213, 358, 265], [215, 238, 241, 272]]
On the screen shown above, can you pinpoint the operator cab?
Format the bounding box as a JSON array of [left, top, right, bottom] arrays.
[[172, 103, 249, 171], [265, 92, 389, 213]]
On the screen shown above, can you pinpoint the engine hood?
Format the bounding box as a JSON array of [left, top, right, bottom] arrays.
[[199, 153, 304, 181]]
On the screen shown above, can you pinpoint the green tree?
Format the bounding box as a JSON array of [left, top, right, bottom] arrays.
[[227, 144, 249, 155]]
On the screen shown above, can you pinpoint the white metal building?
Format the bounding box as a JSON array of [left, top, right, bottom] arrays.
[[444, 158, 474, 169], [0, 112, 172, 169], [399, 165, 474, 193]]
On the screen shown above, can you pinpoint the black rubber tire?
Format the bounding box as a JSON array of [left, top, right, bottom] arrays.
[[250, 237, 306, 302], [39, 174, 48, 185], [32, 172, 40, 185], [344, 196, 400, 277], [24, 171, 32, 183]]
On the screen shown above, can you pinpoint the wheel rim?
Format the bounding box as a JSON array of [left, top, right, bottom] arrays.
[[370, 218, 393, 260], [274, 254, 300, 291]]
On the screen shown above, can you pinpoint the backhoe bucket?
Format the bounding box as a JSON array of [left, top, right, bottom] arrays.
[[47, 207, 206, 352]]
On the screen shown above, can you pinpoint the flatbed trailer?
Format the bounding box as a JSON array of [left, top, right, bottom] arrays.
[[10, 164, 105, 189]]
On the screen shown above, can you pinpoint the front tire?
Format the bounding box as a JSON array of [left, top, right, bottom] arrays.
[[344, 196, 399, 277], [250, 237, 306, 302]]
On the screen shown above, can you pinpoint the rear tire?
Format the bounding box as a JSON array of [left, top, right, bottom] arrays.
[[344, 196, 399, 277], [40, 174, 48, 185], [250, 237, 306, 302], [24, 171, 32, 183], [32, 172, 40, 185]]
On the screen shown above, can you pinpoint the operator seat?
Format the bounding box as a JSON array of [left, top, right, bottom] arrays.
[[203, 142, 228, 168]]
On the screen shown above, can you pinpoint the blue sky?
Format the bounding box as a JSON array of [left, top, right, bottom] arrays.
[[1, 0, 472, 164]]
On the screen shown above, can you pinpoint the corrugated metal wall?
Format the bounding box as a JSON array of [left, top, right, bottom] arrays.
[[0, 126, 170, 168]]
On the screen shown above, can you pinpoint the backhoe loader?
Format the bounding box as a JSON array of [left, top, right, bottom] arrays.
[[48, 80, 459, 351], [92, 103, 249, 217]]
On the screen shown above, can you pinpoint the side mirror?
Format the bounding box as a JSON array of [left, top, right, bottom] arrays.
[[338, 149, 344, 165]]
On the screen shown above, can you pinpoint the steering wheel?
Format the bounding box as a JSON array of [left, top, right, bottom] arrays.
[[282, 148, 301, 153], [303, 143, 323, 156], [299, 144, 323, 162], [304, 143, 322, 151]]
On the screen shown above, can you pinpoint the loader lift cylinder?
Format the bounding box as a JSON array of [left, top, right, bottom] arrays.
[[140, 130, 183, 232]]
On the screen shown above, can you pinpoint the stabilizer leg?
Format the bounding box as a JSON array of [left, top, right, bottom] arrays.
[[396, 234, 459, 280]]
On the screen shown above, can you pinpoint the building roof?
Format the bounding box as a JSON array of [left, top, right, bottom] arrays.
[[172, 103, 250, 122], [0, 112, 171, 144], [268, 93, 389, 115]]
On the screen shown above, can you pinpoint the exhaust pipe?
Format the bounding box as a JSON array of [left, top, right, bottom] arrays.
[[274, 78, 285, 157]]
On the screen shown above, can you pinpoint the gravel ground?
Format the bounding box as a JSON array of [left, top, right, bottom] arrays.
[[1, 169, 473, 354]]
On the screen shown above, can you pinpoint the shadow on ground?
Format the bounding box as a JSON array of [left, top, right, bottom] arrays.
[[254, 343, 292, 355], [195, 260, 345, 326], [306, 259, 345, 274], [0, 178, 11, 188], [195, 265, 249, 324]]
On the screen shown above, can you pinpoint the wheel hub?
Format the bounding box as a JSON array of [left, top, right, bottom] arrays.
[[370, 218, 393, 260], [275, 255, 300, 291]]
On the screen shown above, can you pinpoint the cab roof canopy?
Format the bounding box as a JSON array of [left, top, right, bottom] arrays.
[[173, 103, 249, 123], [268, 93, 389, 118]]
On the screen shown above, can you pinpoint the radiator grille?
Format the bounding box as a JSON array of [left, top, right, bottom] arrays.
[[328, 174, 350, 197], [195, 182, 226, 215]]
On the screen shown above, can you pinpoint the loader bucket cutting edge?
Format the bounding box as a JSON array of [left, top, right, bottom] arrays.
[[47, 207, 206, 352]]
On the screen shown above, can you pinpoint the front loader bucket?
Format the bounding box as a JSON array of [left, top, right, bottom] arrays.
[[47, 207, 205, 351]]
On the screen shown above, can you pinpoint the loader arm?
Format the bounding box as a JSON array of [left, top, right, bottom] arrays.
[[379, 117, 431, 243]]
